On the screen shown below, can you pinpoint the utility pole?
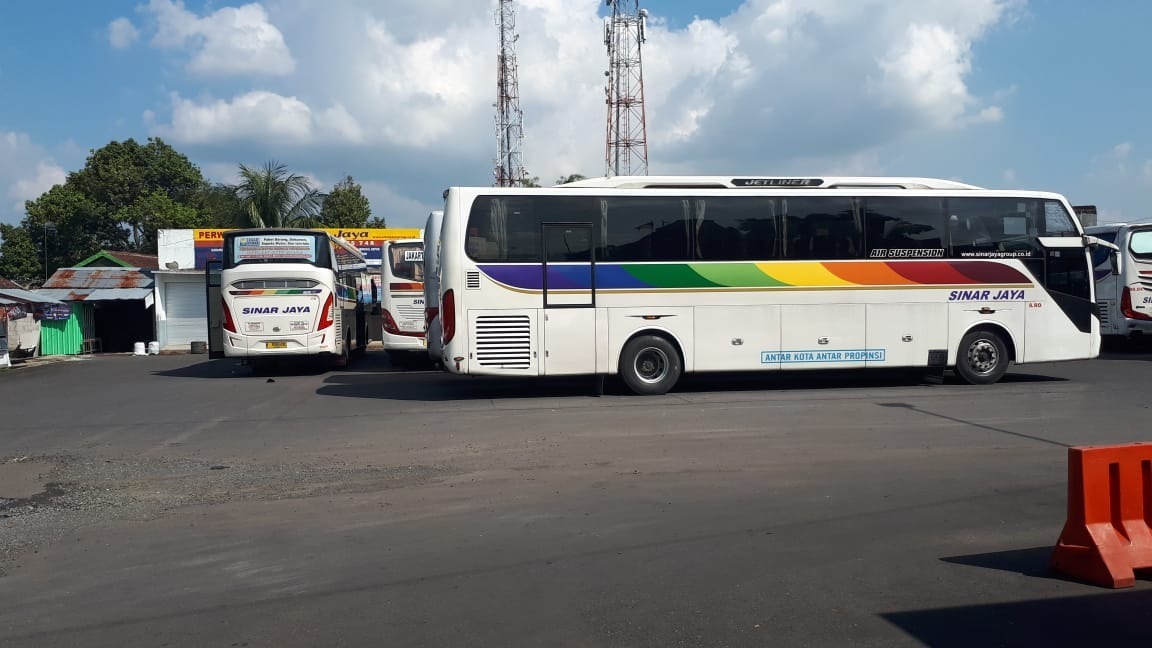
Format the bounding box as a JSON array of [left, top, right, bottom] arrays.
[[604, 0, 649, 177], [495, 0, 528, 186]]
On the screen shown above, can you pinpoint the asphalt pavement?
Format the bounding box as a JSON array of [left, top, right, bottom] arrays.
[[1, 345, 1151, 647]]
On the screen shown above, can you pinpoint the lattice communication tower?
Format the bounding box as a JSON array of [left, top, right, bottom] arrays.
[[495, 0, 528, 186], [604, 0, 649, 177]]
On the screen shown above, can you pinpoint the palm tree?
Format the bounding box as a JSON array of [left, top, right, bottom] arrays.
[[233, 161, 325, 228]]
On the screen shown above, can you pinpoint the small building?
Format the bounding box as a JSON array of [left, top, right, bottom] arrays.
[[37, 268, 155, 354], [1, 277, 64, 364], [152, 269, 208, 352]]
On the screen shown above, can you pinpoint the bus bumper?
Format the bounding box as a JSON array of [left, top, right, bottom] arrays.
[[382, 331, 427, 352], [222, 331, 336, 357]]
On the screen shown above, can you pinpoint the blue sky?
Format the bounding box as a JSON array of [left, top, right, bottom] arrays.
[[1, 0, 1151, 229]]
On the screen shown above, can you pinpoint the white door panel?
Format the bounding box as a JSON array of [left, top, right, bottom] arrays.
[[544, 309, 597, 375]]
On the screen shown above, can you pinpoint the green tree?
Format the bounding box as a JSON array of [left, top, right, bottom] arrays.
[[70, 137, 206, 249], [555, 174, 587, 184], [319, 176, 374, 228], [234, 162, 324, 228], [23, 183, 114, 275], [0, 224, 41, 285], [194, 183, 244, 228], [516, 176, 541, 188]]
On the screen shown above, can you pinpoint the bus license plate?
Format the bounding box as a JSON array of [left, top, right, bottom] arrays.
[[266, 341, 287, 349]]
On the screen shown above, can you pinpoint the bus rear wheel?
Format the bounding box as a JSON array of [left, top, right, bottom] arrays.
[[955, 329, 1009, 385], [332, 332, 351, 369], [619, 335, 682, 395]]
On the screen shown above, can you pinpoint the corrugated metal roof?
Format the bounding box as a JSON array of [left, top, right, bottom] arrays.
[[43, 267, 154, 290], [0, 277, 25, 289], [36, 287, 153, 302], [0, 288, 63, 304]]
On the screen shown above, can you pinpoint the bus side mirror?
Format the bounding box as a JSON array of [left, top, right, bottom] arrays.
[[1086, 235, 1121, 275]]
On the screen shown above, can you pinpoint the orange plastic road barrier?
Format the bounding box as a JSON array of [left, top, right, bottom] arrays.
[[1051, 442, 1152, 588]]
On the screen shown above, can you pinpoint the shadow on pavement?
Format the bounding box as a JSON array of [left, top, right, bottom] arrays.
[[881, 589, 1152, 647], [940, 546, 1065, 580], [315, 367, 1068, 402]]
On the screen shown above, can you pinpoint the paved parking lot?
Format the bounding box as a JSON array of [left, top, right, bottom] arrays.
[[1, 347, 1151, 646]]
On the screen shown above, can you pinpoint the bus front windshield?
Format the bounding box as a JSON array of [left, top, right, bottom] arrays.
[[389, 243, 424, 282]]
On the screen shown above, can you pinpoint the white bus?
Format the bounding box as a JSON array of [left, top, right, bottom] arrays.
[[220, 228, 370, 369], [1085, 222, 1152, 339], [423, 210, 445, 364], [381, 238, 427, 364], [435, 176, 1105, 394]]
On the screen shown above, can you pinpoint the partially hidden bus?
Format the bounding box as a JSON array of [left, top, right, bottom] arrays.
[[1085, 222, 1152, 339], [381, 238, 427, 363], [435, 176, 1106, 394], [220, 228, 370, 369], [423, 210, 445, 364]]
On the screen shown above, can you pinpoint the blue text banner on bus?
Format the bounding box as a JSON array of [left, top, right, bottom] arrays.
[[194, 228, 421, 269]]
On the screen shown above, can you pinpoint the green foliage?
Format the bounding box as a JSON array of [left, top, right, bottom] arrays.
[[194, 183, 245, 228], [515, 176, 542, 188], [555, 174, 588, 185], [319, 176, 375, 228], [24, 183, 116, 273], [235, 162, 325, 229], [365, 216, 388, 228], [0, 224, 41, 285], [5, 137, 216, 275]]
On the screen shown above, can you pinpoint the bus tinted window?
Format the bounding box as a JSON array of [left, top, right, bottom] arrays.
[[865, 197, 945, 254], [782, 197, 860, 259], [601, 196, 691, 261], [695, 197, 779, 261], [948, 198, 1044, 258], [466, 196, 600, 261], [1130, 230, 1152, 258]]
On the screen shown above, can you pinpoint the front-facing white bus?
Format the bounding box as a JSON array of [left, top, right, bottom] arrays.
[[220, 229, 369, 368]]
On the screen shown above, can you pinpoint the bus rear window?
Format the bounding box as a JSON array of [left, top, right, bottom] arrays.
[[389, 244, 424, 282], [1130, 230, 1152, 259], [225, 233, 321, 268]]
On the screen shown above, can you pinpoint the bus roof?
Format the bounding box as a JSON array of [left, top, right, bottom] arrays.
[[557, 175, 983, 190]]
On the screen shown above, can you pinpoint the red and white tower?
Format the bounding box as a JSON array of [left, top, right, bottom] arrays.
[[495, 0, 528, 186], [604, 0, 649, 177]]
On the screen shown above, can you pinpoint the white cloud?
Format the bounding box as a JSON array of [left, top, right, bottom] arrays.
[[108, 17, 140, 49], [159, 91, 313, 144], [1114, 142, 1133, 159], [0, 132, 67, 224], [145, 0, 1020, 222], [143, 0, 294, 76]]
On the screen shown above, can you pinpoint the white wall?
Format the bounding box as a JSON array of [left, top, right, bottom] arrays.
[[158, 229, 196, 271]]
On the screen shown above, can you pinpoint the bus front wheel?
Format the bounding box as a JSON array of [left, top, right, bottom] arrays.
[[619, 335, 682, 396], [955, 329, 1009, 385]]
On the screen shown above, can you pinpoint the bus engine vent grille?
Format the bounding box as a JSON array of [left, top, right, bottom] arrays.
[[466, 271, 481, 289], [474, 315, 532, 369], [1098, 301, 1111, 328]]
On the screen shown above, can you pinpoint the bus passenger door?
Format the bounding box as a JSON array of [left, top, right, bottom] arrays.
[[542, 223, 597, 375]]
